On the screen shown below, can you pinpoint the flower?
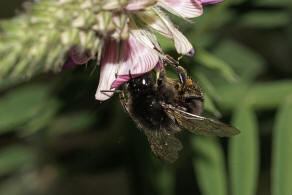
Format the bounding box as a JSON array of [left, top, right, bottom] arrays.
[[63, 0, 224, 101], [63, 47, 93, 70]]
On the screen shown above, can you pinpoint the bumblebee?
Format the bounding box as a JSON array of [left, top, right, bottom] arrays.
[[117, 66, 239, 162]]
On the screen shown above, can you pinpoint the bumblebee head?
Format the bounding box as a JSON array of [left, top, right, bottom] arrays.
[[127, 73, 154, 95]]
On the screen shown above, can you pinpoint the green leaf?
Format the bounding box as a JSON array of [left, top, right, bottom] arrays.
[[196, 50, 238, 82], [229, 106, 259, 195], [213, 40, 266, 81], [48, 112, 96, 136], [194, 71, 221, 102], [20, 99, 61, 136], [246, 81, 292, 110], [0, 146, 34, 176], [203, 94, 221, 118], [0, 84, 50, 134], [217, 80, 292, 111], [155, 166, 175, 195], [215, 82, 250, 111], [191, 136, 227, 195], [239, 11, 290, 28], [272, 96, 292, 195], [255, 0, 292, 7]]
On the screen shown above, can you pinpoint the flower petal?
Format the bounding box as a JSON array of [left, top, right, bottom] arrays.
[[111, 73, 144, 88], [136, 10, 172, 39], [152, 8, 194, 55], [111, 34, 159, 88], [201, 0, 224, 5], [126, 0, 157, 11], [62, 57, 77, 70], [158, 0, 203, 19], [95, 39, 119, 101], [69, 47, 92, 65], [171, 27, 195, 56]]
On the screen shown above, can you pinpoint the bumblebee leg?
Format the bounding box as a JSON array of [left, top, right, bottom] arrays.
[[176, 66, 188, 87], [100, 89, 122, 93], [119, 89, 130, 114]]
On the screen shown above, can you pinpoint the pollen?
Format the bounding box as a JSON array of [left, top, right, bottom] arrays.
[[186, 79, 193, 86]]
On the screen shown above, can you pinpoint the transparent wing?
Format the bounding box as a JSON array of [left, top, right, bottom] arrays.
[[144, 130, 183, 163], [163, 103, 240, 137]]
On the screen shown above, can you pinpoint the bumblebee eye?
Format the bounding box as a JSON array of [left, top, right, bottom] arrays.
[[175, 83, 179, 89]]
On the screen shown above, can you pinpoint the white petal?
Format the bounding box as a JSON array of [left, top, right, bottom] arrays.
[[153, 8, 194, 55], [95, 39, 119, 101], [126, 0, 157, 11], [171, 27, 195, 56], [201, 0, 224, 5], [136, 10, 172, 39], [158, 0, 203, 19]]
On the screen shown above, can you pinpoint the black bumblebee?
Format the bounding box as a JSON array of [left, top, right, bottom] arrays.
[[118, 66, 239, 162]]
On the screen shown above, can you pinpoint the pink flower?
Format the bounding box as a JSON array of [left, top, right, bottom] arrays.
[[95, 34, 159, 100], [62, 47, 93, 69], [63, 0, 224, 101]]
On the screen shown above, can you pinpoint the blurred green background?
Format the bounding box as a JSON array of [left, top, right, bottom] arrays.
[[0, 0, 292, 195]]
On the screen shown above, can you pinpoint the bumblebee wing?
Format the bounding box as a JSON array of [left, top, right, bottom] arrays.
[[144, 130, 183, 163], [163, 104, 240, 137]]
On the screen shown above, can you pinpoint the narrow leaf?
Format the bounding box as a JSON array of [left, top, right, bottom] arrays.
[[229, 106, 259, 195], [213, 40, 265, 81], [155, 166, 175, 195], [191, 136, 227, 195], [240, 12, 290, 28], [0, 146, 34, 176], [272, 97, 292, 195], [204, 94, 221, 118], [217, 80, 292, 111], [196, 50, 238, 82], [0, 84, 50, 133]]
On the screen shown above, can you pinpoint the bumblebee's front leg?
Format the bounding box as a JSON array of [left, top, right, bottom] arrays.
[[175, 66, 188, 87]]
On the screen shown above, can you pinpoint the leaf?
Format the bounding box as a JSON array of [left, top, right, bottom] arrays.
[[203, 94, 222, 118], [0, 146, 34, 176], [0, 84, 50, 134], [239, 11, 290, 28], [194, 71, 221, 102], [20, 99, 61, 136], [217, 80, 292, 111], [229, 105, 259, 195], [191, 136, 227, 195], [215, 82, 250, 111], [196, 50, 238, 82], [255, 0, 292, 6], [48, 112, 96, 136], [247, 81, 292, 110], [213, 40, 266, 81], [272, 96, 292, 195], [155, 166, 175, 195]]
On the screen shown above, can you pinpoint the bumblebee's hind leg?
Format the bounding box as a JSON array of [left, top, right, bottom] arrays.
[[100, 88, 129, 113], [119, 89, 130, 114]]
